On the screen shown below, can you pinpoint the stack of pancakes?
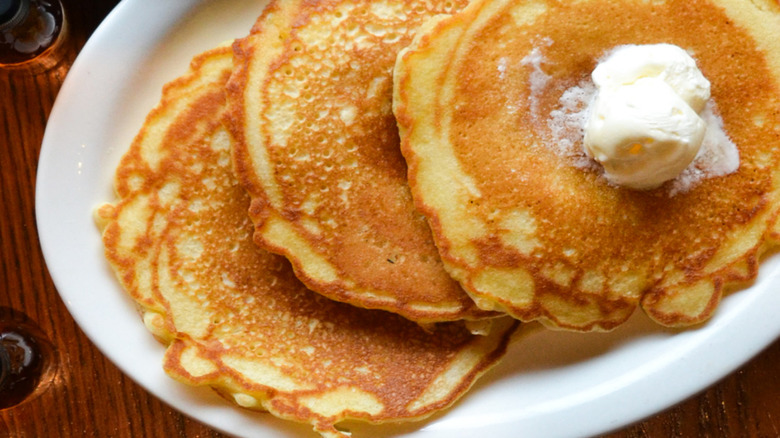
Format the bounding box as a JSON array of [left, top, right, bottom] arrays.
[[96, 0, 780, 435]]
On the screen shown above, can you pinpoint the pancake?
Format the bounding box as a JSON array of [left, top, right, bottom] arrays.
[[225, 0, 496, 323], [393, 0, 780, 331], [95, 44, 519, 437]]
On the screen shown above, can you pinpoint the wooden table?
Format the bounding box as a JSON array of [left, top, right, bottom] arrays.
[[1, 0, 778, 436]]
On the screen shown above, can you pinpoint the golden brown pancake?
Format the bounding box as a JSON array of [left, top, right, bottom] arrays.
[[95, 44, 519, 437], [225, 0, 496, 324], [394, 0, 780, 331]]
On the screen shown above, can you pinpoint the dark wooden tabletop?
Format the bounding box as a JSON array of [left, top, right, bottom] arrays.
[[1, 0, 779, 437]]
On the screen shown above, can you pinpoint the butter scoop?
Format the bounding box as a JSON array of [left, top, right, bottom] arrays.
[[583, 44, 711, 189]]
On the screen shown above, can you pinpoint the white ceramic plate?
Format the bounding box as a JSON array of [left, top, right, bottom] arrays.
[[36, 1, 780, 437]]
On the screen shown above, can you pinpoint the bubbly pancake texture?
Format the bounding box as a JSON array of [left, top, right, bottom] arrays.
[[394, 0, 780, 331], [95, 45, 519, 437], [226, 0, 495, 323]]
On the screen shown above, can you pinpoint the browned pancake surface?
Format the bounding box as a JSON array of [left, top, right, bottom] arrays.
[[395, 0, 780, 330], [96, 45, 519, 437], [226, 0, 495, 323]]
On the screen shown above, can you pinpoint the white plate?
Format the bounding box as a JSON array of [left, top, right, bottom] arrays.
[[36, 1, 780, 437]]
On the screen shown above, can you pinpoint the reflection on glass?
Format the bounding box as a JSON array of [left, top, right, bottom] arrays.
[[0, 342, 9, 391], [0, 0, 68, 72], [0, 307, 57, 410]]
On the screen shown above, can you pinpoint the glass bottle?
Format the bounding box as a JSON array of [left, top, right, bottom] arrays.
[[0, 0, 68, 73], [0, 307, 57, 410]]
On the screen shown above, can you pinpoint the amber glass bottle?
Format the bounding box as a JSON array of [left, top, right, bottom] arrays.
[[0, 0, 68, 72], [0, 307, 57, 410]]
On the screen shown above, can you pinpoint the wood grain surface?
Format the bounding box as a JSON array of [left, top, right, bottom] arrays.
[[1, 1, 778, 437]]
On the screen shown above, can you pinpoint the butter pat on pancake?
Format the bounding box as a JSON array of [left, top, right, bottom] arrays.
[[226, 0, 495, 323], [95, 44, 519, 437], [394, 0, 780, 331]]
